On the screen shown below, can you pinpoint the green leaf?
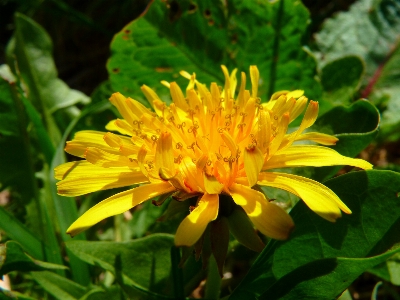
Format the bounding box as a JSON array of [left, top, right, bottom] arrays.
[[0, 75, 35, 202], [108, 0, 322, 106], [79, 285, 123, 300], [311, 100, 380, 182], [0, 206, 45, 261], [369, 252, 400, 286], [65, 234, 176, 298], [320, 56, 364, 113], [0, 290, 36, 300], [31, 271, 87, 300], [0, 241, 67, 276], [0, 77, 64, 269], [231, 170, 400, 299], [257, 248, 400, 300], [232, 171, 400, 299], [316, 0, 400, 81], [368, 44, 400, 141], [315, 0, 400, 140], [7, 13, 90, 145]]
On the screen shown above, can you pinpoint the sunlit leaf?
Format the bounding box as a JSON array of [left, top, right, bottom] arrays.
[[231, 170, 400, 299], [108, 0, 322, 106], [316, 0, 400, 140]]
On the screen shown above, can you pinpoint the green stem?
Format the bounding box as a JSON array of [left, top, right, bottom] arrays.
[[170, 247, 185, 299], [114, 214, 122, 242], [204, 255, 221, 300]]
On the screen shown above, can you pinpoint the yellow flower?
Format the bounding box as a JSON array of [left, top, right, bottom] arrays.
[[55, 65, 372, 247]]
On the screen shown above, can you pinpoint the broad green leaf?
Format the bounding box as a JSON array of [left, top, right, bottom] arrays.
[[231, 170, 400, 299], [7, 13, 90, 145], [311, 100, 380, 182], [319, 56, 364, 114], [368, 44, 400, 141], [257, 247, 400, 300], [108, 0, 322, 105], [315, 0, 400, 80], [0, 241, 67, 276], [65, 234, 176, 298], [369, 252, 400, 286], [315, 0, 400, 140], [31, 271, 87, 300]]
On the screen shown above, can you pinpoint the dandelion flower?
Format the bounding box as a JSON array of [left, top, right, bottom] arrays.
[[55, 65, 372, 249]]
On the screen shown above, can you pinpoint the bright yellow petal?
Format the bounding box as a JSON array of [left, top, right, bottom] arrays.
[[175, 193, 219, 246], [105, 119, 133, 136], [263, 145, 373, 170], [203, 174, 224, 194], [244, 145, 264, 187], [289, 96, 307, 123], [229, 183, 294, 240], [286, 90, 304, 99], [180, 157, 204, 192], [155, 131, 175, 176], [258, 172, 349, 222], [295, 132, 338, 145], [268, 113, 290, 157], [55, 161, 149, 196], [67, 182, 175, 236], [170, 82, 189, 111], [109, 92, 136, 125], [65, 130, 114, 158], [250, 65, 259, 98], [84, 147, 138, 168]]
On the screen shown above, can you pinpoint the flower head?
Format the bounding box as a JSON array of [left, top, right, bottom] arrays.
[[55, 65, 372, 248]]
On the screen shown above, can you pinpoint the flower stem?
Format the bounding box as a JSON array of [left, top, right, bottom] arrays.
[[204, 255, 221, 300]]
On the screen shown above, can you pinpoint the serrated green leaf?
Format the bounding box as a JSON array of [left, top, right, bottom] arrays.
[[369, 44, 400, 141], [231, 170, 400, 299], [315, 0, 400, 141], [316, 0, 400, 80], [31, 271, 87, 300], [311, 100, 380, 182], [0, 241, 67, 277], [108, 0, 322, 106], [65, 234, 176, 298], [320, 56, 364, 113]]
